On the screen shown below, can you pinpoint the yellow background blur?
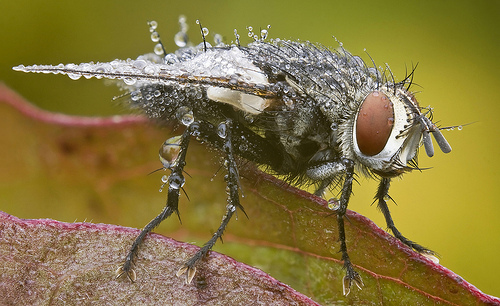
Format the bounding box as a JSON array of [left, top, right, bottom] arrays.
[[1, 0, 498, 298]]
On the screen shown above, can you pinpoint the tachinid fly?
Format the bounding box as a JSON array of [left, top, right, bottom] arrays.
[[13, 17, 452, 296]]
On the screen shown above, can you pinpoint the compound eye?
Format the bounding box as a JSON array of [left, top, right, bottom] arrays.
[[356, 91, 395, 156]]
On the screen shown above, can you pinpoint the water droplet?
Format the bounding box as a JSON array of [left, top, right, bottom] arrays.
[[148, 20, 158, 32], [238, 143, 248, 152], [214, 33, 223, 46], [151, 31, 160, 42], [132, 59, 147, 70], [174, 32, 188, 48], [260, 29, 268, 40], [159, 174, 169, 192], [176, 106, 194, 126], [196, 42, 211, 50], [154, 43, 164, 55], [68, 73, 82, 80], [169, 173, 185, 190], [457, 125, 463, 131], [328, 198, 340, 211], [233, 29, 240, 45], [202, 27, 209, 36], [12, 64, 25, 71], [164, 53, 179, 64], [182, 113, 194, 126], [217, 123, 227, 139], [178, 15, 189, 33], [159, 136, 182, 168], [422, 253, 440, 264], [144, 65, 157, 75], [123, 77, 136, 85], [130, 91, 141, 102], [154, 90, 162, 97]]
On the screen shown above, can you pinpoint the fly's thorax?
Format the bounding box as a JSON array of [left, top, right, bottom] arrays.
[[343, 87, 423, 176]]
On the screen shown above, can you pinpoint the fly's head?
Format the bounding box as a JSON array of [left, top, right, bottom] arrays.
[[349, 85, 452, 177]]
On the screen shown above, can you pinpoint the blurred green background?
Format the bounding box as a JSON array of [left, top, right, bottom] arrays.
[[1, 0, 498, 298]]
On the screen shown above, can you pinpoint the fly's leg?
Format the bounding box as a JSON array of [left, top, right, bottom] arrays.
[[115, 124, 193, 282], [177, 119, 244, 284], [305, 158, 364, 295], [375, 178, 435, 255], [335, 158, 364, 296]]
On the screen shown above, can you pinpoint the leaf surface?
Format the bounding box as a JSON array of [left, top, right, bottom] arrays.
[[0, 83, 498, 305]]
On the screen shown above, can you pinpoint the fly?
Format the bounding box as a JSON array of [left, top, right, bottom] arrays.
[[13, 16, 452, 296]]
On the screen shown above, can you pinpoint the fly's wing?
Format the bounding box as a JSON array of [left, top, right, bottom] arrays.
[[13, 47, 277, 115]]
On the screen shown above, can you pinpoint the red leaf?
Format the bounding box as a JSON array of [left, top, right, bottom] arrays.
[[0, 212, 316, 305], [1, 83, 498, 305]]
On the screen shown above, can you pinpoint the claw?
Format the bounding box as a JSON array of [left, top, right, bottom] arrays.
[[342, 269, 364, 296], [115, 265, 137, 282], [176, 265, 197, 284]]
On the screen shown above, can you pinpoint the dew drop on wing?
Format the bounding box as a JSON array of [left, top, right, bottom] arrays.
[[130, 91, 141, 102], [68, 73, 82, 80], [132, 59, 148, 70], [123, 77, 136, 85]]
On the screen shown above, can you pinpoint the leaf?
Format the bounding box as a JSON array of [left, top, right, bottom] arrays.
[[0, 83, 498, 305], [0, 211, 316, 305]]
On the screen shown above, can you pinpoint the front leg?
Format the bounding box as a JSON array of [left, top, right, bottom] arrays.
[[334, 159, 364, 295], [376, 178, 435, 255], [307, 158, 364, 295]]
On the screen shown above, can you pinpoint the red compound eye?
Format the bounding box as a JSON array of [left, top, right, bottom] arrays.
[[356, 91, 395, 156]]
